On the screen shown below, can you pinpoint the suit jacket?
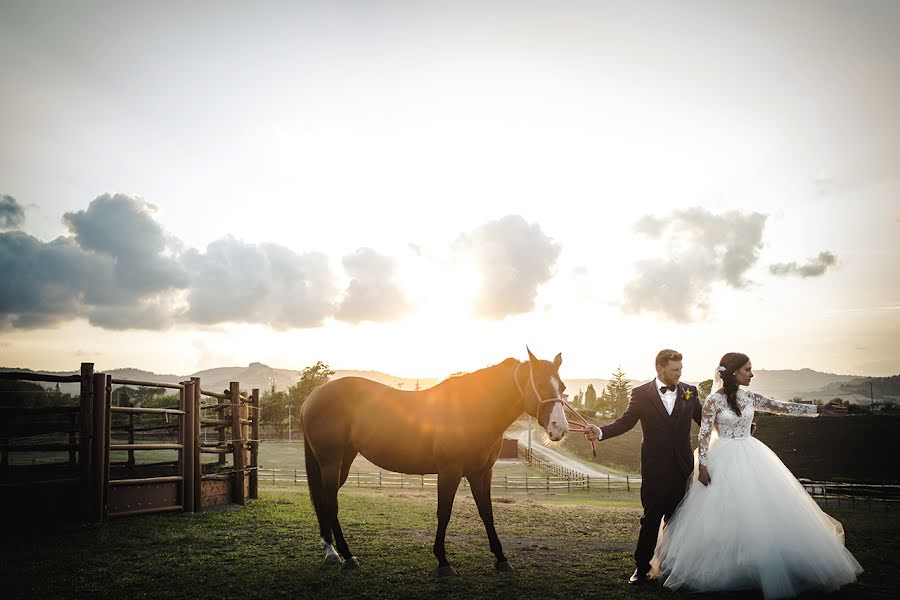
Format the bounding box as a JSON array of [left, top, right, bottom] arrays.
[[599, 380, 702, 484]]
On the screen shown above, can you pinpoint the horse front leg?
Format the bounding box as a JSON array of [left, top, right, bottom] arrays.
[[468, 467, 512, 571], [434, 469, 463, 576]]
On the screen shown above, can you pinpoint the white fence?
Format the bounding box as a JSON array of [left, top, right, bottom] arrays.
[[256, 468, 640, 493]]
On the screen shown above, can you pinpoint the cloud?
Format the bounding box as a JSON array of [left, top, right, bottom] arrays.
[[622, 208, 768, 322], [336, 247, 408, 323], [182, 237, 337, 329], [1, 194, 190, 331], [769, 251, 838, 278], [1, 194, 438, 330], [454, 215, 561, 319], [63, 194, 188, 297], [0, 194, 26, 230], [0, 231, 99, 328]]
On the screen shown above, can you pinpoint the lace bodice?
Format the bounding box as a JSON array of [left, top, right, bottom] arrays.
[[698, 389, 818, 465]]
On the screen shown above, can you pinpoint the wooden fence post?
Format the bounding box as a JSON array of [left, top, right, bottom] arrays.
[[191, 377, 201, 511], [216, 383, 226, 467], [249, 388, 259, 500], [80, 363, 93, 521], [104, 375, 112, 517], [91, 372, 107, 523], [230, 382, 245, 505], [181, 381, 195, 513], [126, 412, 135, 467]]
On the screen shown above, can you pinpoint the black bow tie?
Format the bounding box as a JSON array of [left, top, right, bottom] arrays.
[[659, 385, 677, 394]]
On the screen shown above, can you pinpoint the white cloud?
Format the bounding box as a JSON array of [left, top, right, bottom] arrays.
[[622, 208, 767, 322], [336, 247, 408, 323], [454, 215, 561, 319], [769, 251, 838, 278]]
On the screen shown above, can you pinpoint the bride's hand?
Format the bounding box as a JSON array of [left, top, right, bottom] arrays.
[[698, 464, 711, 486]]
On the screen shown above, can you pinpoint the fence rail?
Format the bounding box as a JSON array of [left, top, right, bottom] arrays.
[[256, 468, 897, 508], [256, 468, 638, 493]]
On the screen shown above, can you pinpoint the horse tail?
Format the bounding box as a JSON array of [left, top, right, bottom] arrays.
[[304, 431, 327, 533]]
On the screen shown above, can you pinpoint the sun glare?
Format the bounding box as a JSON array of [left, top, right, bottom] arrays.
[[400, 256, 482, 319]]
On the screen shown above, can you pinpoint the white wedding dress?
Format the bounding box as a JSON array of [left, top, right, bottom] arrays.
[[651, 389, 863, 599]]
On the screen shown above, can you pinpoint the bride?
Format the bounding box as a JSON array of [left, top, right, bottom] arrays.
[[651, 352, 863, 599]]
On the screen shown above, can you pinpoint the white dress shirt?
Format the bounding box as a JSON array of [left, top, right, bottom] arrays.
[[655, 377, 677, 415], [594, 378, 677, 440]]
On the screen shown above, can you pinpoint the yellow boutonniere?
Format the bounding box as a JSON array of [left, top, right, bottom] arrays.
[[683, 389, 693, 401]]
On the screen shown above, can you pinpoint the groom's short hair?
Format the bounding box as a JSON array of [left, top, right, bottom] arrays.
[[655, 349, 682, 368]]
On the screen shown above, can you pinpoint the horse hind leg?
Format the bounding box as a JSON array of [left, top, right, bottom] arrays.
[[320, 460, 359, 569], [304, 437, 341, 565]]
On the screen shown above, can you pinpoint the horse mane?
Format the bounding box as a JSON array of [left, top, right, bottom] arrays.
[[431, 358, 520, 395]]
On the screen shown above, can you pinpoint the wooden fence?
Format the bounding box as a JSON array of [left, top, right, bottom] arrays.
[[0, 363, 259, 523]]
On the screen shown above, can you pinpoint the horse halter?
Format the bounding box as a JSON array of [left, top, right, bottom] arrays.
[[514, 361, 597, 457]]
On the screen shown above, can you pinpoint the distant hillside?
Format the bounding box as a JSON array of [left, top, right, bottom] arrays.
[[1, 364, 893, 404], [816, 375, 900, 404], [0, 364, 443, 395], [741, 368, 865, 400]]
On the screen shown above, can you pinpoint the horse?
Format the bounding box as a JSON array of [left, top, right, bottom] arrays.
[[300, 347, 571, 575]]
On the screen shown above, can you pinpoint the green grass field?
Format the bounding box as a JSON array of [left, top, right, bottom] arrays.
[[3, 487, 896, 599]]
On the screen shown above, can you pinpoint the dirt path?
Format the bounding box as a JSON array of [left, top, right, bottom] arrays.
[[515, 430, 640, 481]]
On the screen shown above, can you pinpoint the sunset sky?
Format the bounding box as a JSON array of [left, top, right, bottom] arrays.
[[1, 1, 898, 382]]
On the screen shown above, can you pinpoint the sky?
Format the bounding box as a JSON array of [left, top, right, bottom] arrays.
[[1, 0, 898, 382]]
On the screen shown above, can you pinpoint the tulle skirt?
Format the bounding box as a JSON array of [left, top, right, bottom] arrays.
[[651, 434, 863, 599]]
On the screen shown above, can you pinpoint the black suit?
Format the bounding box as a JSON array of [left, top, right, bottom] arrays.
[[600, 380, 702, 574]]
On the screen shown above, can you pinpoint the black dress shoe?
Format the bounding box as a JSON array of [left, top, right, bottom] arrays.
[[629, 569, 649, 585]]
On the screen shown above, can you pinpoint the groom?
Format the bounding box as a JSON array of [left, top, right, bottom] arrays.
[[585, 349, 702, 585]]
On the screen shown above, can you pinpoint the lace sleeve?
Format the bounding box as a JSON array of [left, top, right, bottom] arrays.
[[698, 394, 718, 466], [745, 390, 818, 417]]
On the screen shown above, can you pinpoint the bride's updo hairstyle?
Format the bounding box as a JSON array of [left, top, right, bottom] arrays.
[[718, 352, 750, 416]]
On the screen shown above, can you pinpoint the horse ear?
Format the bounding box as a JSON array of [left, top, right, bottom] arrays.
[[526, 346, 538, 365], [553, 353, 562, 369]]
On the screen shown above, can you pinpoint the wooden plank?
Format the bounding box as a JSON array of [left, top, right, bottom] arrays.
[[110, 476, 184, 486], [108, 505, 183, 519], [230, 381, 245, 505], [249, 388, 259, 500], [107, 479, 179, 516], [0, 406, 80, 415], [192, 377, 202, 511], [181, 380, 194, 513], [109, 443, 182, 451], [0, 371, 81, 383], [0, 443, 80, 452], [108, 378, 183, 389], [91, 372, 107, 523], [110, 407, 185, 415]]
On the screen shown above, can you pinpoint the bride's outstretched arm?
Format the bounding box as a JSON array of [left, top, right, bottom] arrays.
[[745, 390, 818, 416]]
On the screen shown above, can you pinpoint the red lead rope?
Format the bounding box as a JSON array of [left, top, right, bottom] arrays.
[[520, 364, 598, 458]]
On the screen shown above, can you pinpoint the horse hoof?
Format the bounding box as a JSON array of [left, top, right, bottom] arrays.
[[496, 560, 514, 572], [340, 557, 360, 570], [324, 554, 341, 565], [435, 565, 458, 577]]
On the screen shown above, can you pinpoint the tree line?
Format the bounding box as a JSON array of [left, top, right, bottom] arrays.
[[569, 369, 715, 418]]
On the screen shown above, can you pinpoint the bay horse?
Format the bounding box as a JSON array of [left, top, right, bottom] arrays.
[[301, 348, 570, 575]]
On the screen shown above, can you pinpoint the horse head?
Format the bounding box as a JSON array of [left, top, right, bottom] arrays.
[[520, 347, 569, 441]]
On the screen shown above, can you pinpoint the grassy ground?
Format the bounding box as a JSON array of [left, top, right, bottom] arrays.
[[4, 487, 895, 600]]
